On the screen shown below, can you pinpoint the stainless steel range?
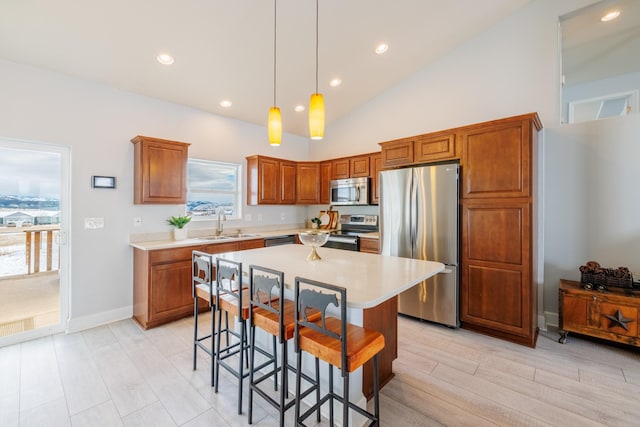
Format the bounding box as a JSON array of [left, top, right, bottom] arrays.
[[324, 214, 378, 251]]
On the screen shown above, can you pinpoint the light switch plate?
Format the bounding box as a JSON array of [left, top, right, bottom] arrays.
[[84, 217, 104, 229]]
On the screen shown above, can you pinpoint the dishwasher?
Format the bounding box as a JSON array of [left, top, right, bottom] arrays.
[[263, 234, 296, 247]]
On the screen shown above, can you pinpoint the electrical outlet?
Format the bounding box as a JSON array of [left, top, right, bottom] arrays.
[[133, 217, 141, 227], [257, 213, 263, 221], [245, 214, 252, 222], [280, 212, 286, 221]]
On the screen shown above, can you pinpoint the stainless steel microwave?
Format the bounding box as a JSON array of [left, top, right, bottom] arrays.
[[330, 177, 369, 205]]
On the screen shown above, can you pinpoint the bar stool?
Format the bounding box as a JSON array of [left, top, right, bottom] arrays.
[[192, 250, 217, 386], [247, 265, 321, 426], [214, 258, 278, 414], [293, 277, 385, 427]]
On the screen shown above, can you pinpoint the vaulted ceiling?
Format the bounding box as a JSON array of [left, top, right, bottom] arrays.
[[0, 0, 535, 137]]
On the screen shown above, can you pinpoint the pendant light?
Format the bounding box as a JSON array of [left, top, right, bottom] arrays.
[[268, 0, 282, 146], [309, 0, 324, 140]]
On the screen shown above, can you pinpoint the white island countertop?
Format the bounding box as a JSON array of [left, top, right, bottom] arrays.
[[217, 244, 444, 309]]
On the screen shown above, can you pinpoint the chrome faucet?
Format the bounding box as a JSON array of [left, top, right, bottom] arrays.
[[215, 208, 226, 236]]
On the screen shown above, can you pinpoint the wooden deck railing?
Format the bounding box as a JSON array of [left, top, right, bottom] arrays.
[[0, 225, 60, 275]]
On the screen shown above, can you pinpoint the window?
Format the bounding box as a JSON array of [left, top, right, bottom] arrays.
[[187, 158, 241, 220]]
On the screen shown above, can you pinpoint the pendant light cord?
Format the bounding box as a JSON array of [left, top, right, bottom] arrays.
[[315, 0, 319, 94], [273, 0, 277, 106]]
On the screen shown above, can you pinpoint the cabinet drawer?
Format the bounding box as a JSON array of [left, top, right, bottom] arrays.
[[150, 245, 204, 264]]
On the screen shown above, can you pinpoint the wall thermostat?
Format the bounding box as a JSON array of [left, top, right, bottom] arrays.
[[92, 175, 116, 189]]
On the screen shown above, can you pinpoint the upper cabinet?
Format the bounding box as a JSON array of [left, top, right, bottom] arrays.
[[131, 136, 190, 204], [460, 115, 541, 199], [380, 131, 457, 169], [369, 153, 382, 205], [332, 155, 370, 179], [296, 162, 321, 204], [246, 155, 296, 205], [319, 161, 332, 204]]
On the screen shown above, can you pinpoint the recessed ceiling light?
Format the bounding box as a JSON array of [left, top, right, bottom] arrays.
[[375, 43, 389, 54], [294, 105, 305, 112], [601, 11, 621, 22], [220, 100, 232, 108], [156, 53, 174, 65], [329, 78, 342, 87]]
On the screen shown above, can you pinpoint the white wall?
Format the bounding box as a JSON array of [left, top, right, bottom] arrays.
[[312, 0, 640, 327], [0, 59, 310, 329]]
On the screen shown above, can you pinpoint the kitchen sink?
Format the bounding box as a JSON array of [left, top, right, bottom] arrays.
[[195, 236, 231, 241], [195, 233, 260, 241]]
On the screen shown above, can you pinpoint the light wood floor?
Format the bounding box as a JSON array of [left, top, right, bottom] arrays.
[[1, 312, 639, 426], [0, 272, 59, 337]]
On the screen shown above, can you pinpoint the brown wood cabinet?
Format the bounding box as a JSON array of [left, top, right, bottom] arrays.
[[332, 155, 371, 179], [133, 238, 264, 329], [248, 153, 380, 205], [559, 279, 640, 347], [380, 138, 413, 168], [460, 118, 534, 199], [319, 161, 332, 204], [369, 153, 382, 205], [131, 136, 190, 204], [246, 155, 297, 205], [379, 132, 456, 169], [460, 113, 541, 347], [332, 158, 350, 179], [362, 296, 397, 399], [350, 155, 370, 177], [296, 162, 320, 204], [359, 236, 380, 254], [414, 132, 457, 163]]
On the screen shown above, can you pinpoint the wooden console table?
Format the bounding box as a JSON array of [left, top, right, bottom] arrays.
[[558, 279, 640, 346]]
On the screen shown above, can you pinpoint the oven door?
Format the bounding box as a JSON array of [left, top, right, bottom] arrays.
[[324, 236, 359, 251]]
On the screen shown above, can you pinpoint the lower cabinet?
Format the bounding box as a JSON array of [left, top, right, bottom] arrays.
[[359, 237, 380, 254], [460, 199, 537, 347], [559, 279, 640, 347], [133, 238, 264, 329]]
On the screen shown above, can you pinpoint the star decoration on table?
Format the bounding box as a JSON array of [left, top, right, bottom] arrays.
[[605, 309, 634, 331]]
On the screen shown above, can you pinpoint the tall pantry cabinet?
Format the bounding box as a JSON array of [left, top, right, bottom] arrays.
[[460, 113, 542, 347], [379, 113, 542, 347]]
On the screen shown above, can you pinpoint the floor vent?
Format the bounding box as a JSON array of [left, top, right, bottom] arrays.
[[0, 317, 35, 337]]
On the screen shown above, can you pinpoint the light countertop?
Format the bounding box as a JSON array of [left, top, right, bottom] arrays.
[[130, 228, 303, 251], [216, 244, 443, 309]]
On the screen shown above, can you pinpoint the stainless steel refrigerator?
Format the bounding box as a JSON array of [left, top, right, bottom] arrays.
[[380, 163, 459, 327]]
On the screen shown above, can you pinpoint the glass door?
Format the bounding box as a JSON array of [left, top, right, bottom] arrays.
[[0, 138, 69, 346]]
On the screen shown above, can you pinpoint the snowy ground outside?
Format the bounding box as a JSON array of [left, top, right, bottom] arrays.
[[0, 235, 59, 277]]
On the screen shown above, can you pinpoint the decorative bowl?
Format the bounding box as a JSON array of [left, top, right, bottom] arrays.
[[298, 231, 330, 261]]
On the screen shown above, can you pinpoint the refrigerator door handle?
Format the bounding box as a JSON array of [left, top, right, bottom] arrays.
[[440, 269, 453, 274], [410, 171, 417, 258]]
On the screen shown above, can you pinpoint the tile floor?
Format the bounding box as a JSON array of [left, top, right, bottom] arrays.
[[2, 311, 640, 426]]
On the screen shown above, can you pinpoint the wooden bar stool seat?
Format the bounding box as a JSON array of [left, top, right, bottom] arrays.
[[214, 258, 277, 415], [294, 277, 384, 427], [248, 265, 322, 427]]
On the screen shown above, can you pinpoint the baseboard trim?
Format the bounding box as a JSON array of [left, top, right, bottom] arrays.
[[545, 311, 559, 329], [66, 305, 133, 333]]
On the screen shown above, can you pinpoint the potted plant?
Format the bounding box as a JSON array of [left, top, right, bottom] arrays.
[[167, 215, 191, 240], [310, 217, 321, 229]]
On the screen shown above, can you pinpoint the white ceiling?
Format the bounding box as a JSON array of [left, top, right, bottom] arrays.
[[0, 0, 533, 138], [562, 0, 640, 86]]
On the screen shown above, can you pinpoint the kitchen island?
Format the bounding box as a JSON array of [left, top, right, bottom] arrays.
[[216, 244, 444, 423]]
